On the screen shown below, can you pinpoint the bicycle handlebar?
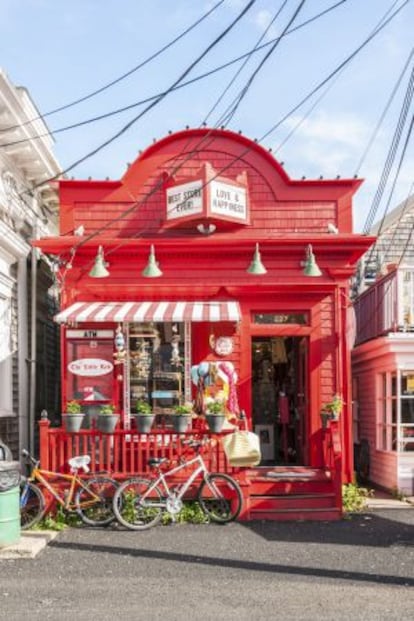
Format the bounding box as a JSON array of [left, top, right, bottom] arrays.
[[21, 449, 40, 468]]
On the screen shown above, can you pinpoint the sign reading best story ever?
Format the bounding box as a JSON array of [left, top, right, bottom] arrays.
[[166, 178, 248, 223]]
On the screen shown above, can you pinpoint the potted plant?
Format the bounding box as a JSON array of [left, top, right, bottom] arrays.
[[133, 400, 155, 433], [205, 396, 226, 433], [97, 403, 120, 433], [62, 400, 85, 433], [321, 394, 344, 427], [171, 402, 193, 433]]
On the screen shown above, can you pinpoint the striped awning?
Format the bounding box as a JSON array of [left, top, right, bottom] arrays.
[[54, 301, 241, 324]]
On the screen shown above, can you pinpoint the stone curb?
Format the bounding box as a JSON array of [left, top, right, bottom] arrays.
[[0, 531, 59, 560]]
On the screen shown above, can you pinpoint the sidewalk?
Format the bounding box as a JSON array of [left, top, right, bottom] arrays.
[[0, 530, 58, 560], [365, 488, 414, 510]]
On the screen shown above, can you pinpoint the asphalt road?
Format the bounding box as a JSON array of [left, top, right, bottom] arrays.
[[1, 510, 413, 621]]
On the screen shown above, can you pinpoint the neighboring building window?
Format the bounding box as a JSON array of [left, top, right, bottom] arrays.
[[400, 372, 414, 452], [401, 270, 414, 328], [377, 371, 414, 452]]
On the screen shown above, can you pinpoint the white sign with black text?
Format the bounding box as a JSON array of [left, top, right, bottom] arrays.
[[166, 180, 203, 220], [210, 180, 247, 222]]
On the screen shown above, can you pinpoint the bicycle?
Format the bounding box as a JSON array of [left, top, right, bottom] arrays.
[[112, 438, 243, 530], [20, 449, 118, 530]]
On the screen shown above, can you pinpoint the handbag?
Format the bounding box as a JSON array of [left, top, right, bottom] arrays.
[[221, 430, 261, 467]]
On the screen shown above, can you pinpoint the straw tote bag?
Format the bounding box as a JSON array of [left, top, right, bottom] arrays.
[[221, 430, 261, 467]]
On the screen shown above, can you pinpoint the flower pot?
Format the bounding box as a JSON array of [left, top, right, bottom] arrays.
[[97, 414, 120, 434], [320, 411, 330, 429], [134, 414, 155, 433], [171, 415, 191, 433], [62, 413, 85, 433], [206, 414, 225, 433]]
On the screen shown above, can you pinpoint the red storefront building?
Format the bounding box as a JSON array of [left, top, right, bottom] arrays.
[[35, 128, 373, 520]]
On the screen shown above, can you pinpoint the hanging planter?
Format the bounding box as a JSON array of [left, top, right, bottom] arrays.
[[62, 401, 85, 433], [97, 404, 120, 433], [205, 397, 226, 433], [171, 403, 193, 433], [320, 394, 344, 427], [133, 400, 155, 433]]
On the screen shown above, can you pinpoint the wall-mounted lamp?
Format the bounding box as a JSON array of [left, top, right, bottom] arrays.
[[142, 244, 163, 278], [302, 244, 322, 277], [247, 243, 267, 275], [89, 245, 110, 278]]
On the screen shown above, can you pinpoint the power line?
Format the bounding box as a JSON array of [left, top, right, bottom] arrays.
[[59, 0, 408, 260], [0, 0, 225, 134], [219, 0, 307, 128], [2, 0, 349, 153], [362, 65, 414, 235], [355, 45, 414, 176], [19, 0, 257, 198]]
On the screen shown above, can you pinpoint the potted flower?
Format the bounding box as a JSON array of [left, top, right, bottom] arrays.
[[133, 400, 155, 433], [97, 403, 120, 433], [171, 402, 193, 433], [321, 394, 344, 427], [205, 396, 226, 433], [62, 400, 84, 433]]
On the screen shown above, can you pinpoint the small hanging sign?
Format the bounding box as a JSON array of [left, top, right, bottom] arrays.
[[212, 336, 234, 356]]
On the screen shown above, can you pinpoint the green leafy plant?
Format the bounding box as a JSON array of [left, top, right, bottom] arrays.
[[342, 482, 373, 513], [205, 396, 225, 415], [33, 505, 82, 531], [161, 501, 209, 525], [135, 400, 152, 415], [173, 402, 193, 415], [323, 394, 344, 416], [100, 403, 117, 415], [65, 400, 83, 414]]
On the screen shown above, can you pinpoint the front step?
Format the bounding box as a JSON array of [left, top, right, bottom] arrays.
[[241, 466, 341, 522]]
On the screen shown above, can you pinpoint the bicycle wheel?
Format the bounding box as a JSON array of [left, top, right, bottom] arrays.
[[113, 478, 163, 530], [198, 473, 242, 523], [76, 476, 118, 526], [20, 481, 45, 530]]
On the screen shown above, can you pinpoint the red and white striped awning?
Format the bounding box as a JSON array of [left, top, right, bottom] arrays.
[[54, 301, 241, 324]]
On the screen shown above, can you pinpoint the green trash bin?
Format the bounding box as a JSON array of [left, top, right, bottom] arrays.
[[0, 451, 21, 548]]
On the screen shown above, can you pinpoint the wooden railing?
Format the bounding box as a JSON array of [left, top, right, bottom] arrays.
[[322, 420, 343, 513], [39, 418, 236, 479]]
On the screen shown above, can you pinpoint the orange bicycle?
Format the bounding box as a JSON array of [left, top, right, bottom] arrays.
[[20, 449, 118, 529]]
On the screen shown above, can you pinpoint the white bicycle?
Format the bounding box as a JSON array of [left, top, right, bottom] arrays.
[[112, 439, 243, 530]]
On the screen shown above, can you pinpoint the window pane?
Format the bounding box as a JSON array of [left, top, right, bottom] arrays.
[[392, 399, 397, 424], [391, 374, 397, 396], [400, 372, 414, 395], [401, 399, 414, 424], [66, 339, 114, 402]]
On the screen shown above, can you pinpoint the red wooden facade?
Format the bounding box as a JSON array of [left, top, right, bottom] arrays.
[[35, 128, 373, 520]]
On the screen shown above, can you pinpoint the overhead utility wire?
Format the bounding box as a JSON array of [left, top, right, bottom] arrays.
[[275, 0, 403, 154], [0, 0, 225, 134], [368, 113, 414, 245], [355, 45, 414, 177], [203, 0, 289, 125], [362, 64, 414, 234], [19, 0, 257, 198], [218, 0, 307, 128], [4, 0, 348, 152], [65, 0, 406, 258]]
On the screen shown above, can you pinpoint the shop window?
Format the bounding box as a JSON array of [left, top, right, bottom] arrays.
[[377, 371, 414, 452], [253, 313, 308, 325], [128, 322, 185, 415]]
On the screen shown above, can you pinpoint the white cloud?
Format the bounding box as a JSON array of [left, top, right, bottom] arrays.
[[254, 9, 278, 40]]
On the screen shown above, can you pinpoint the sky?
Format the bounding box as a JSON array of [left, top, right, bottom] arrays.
[[1, 0, 413, 232]]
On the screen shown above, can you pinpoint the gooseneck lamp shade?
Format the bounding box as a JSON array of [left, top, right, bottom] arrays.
[[89, 245, 110, 278], [247, 243, 267, 275], [303, 244, 322, 277], [142, 244, 163, 278]]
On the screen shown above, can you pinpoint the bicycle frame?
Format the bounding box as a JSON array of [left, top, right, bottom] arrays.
[[142, 454, 209, 507], [26, 468, 101, 511]]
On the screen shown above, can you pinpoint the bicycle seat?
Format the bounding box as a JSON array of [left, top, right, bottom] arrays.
[[148, 457, 168, 468], [68, 455, 91, 473]]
